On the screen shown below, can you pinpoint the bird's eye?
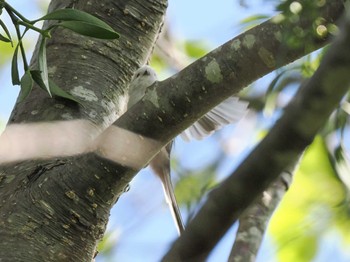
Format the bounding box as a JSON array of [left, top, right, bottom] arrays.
[[136, 73, 140, 78], [143, 70, 150, 76]]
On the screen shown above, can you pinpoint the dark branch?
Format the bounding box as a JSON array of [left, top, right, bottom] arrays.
[[228, 169, 294, 262], [163, 5, 350, 260], [116, 0, 344, 144]]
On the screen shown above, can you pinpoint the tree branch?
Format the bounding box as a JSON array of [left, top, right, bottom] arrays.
[[99, 0, 344, 177], [0, 0, 345, 260], [113, 0, 344, 143], [163, 5, 350, 261], [0, 0, 167, 260], [228, 168, 294, 262]]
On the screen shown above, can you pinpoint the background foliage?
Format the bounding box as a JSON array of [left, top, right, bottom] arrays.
[[1, 0, 350, 261]]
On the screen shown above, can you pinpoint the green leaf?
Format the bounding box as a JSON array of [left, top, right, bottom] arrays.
[[57, 20, 119, 39], [23, 70, 82, 105], [263, 70, 287, 115], [38, 37, 51, 96], [36, 9, 119, 39], [18, 70, 34, 102], [49, 79, 82, 105], [37, 8, 105, 24], [269, 136, 347, 262], [30, 70, 50, 92], [0, 39, 13, 66], [97, 231, 119, 255], [0, 19, 12, 45], [175, 163, 217, 207], [30, 70, 82, 105], [240, 14, 270, 25], [11, 43, 20, 85], [184, 41, 208, 59], [266, 70, 288, 96], [0, 33, 10, 42]]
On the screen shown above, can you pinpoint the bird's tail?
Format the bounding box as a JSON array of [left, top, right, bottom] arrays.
[[159, 170, 185, 235]]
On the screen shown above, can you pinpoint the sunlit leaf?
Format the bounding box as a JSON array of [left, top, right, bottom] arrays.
[[301, 56, 322, 78], [57, 21, 119, 39], [149, 54, 167, 71], [18, 70, 33, 102], [240, 14, 270, 24], [269, 136, 347, 262], [0, 39, 13, 66], [11, 43, 20, 85], [175, 163, 217, 207], [36, 9, 119, 39], [97, 231, 120, 255], [38, 37, 51, 96], [264, 92, 278, 116], [184, 41, 208, 59]]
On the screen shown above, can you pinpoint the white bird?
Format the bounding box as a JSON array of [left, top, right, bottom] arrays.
[[127, 65, 248, 235]]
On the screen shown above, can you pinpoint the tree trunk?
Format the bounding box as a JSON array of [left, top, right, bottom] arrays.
[[0, 0, 346, 261], [0, 0, 166, 261]]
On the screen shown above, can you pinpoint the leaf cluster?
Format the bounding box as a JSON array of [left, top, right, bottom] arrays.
[[0, 2, 119, 103]]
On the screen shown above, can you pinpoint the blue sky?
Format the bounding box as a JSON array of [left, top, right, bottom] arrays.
[[167, 0, 276, 45]]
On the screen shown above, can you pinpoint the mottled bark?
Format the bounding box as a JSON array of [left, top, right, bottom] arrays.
[[228, 170, 294, 262], [164, 2, 350, 260], [116, 1, 344, 143], [0, 0, 346, 261], [0, 0, 166, 261]]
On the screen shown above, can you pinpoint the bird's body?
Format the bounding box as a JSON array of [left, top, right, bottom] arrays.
[[127, 65, 248, 235]]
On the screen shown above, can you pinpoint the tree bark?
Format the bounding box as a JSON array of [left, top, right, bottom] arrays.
[[0, 0, 166, 261], [228, 169, 294, 262], [114, 1, 344, 143], [0, 0, 346, 261], [164, 3, 350, 260]]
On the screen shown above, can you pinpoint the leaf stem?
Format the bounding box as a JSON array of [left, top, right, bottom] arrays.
[[17, 20, 50, 37], [5, 5, 29, 71]]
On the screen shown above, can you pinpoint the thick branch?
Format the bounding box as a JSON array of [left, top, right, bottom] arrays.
[[115, 0, 344, 143], [101, 0, 344, 173], [0, 1, 345, 260], [163, 7, 350, 261]]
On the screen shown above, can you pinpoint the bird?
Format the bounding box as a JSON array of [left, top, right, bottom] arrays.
[[127, 65, 248, 235]]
